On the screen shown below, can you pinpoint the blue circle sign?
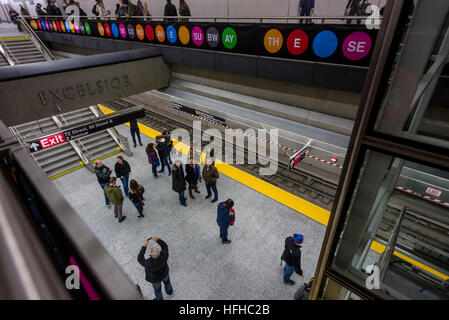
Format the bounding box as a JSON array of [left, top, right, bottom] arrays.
[[111, 23, 119, 38], [167, 25, 177, 44], [313, 30, 338, 58]]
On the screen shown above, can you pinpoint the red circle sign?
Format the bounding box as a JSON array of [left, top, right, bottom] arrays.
[[104, 23, 112, 37], [145, 25, 154, 41], [287, 30, 309, 56]]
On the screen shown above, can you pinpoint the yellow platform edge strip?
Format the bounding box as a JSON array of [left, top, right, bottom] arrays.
[[98, 104, 449, 281], [0, 35, 29, 40]]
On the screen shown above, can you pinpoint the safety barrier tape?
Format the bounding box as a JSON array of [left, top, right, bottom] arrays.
[[135, 94, 344, 169], [394, 185, 449, 208]]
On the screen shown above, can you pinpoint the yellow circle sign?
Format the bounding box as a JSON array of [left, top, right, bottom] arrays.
[[155, 25, 165, 42], [264, 29, 283, 54], [178, 26, 190, 45], [98, 22, 105, 36], [30, 20, 38, 30], [136, 24, 144, 40], [69, 21, 75, 33]]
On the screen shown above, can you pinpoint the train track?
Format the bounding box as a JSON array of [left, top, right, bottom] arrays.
[[103, 99, 338, 211]]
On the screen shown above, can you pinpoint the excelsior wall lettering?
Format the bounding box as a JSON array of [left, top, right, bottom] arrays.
[[28, 18, 378, 66]]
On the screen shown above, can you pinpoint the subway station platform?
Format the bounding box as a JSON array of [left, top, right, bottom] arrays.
[[52, 122, 326, 300]]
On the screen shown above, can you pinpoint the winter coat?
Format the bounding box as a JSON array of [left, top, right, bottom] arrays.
[[147, 150, 159, 164], [156, 141, 168, 158], [164, 2, 177, 20], [129, 185, 145, 204], [172, 166, 186, 192], [216, 202, 233, 228], [185, 164, 201, 184], [95, 165, 111, 184], [115, 160, 131, 178], [137, 239, 170, 283], [104, 185, 124, 205], [36, 6, 47, 16], [202, 165, 219, 184], [282, 236, 303, 276], [130, 119, 139, 130]]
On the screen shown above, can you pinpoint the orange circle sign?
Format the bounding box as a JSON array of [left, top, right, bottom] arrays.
[[155, 25, 165, 42], [178, 26, 190, 45], [30, 20, 38, 30], [98, 22, 105, 36], [136, 24, 145, 40], [69, 21, 75, 33], [264, 29, 283, 54]]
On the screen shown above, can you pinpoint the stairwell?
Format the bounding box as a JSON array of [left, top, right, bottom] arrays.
[[0, 36, 48, 64]]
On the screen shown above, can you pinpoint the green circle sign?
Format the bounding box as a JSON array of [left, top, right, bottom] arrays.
[[84, 22, 91, 35], [222, 27, 237, 49]]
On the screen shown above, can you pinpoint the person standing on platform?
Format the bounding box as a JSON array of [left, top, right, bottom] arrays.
[[202, 159, 219, 203], [217, 199, 234, 244], [185, 158, 201, 199], [138, 236, 173, 300], [298, 0, 314, 24], [163, 0, 177, 22], [129, 120, 142, 148], [129, 179, 145, 218], [114, 156, 131, 197], [172, 160, 187, 206], [178, 0, 190, 22], [146, 143, 160, 178], [19, 4, 30, 16], [345, 0, 366, 25], [156, 137, 171, 176], [281, 233, 304, 285], [35, 3, 47, 16], [157, 128, 172, 164], [104, 177, 127, 223], [95, 160, 112, 209]]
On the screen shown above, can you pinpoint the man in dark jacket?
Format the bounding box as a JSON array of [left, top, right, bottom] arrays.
[[185, 158, 201, 199], [299, 0, 315, 24], [164, 0, 177, 21], [114, 156, 131, 196], [281, 234, 304, 285], [202, 159, 219, 203], [95, 160, 112, 208], [345, 0, 366, 24], [129, 119, 142, 147], [46, 0, 62, 16], [156, 137, 171, 175], [138, 236, 173, 300], [172, 161, 187, 206], [35, 3, 47, 16], [217, 199, 234, 244]]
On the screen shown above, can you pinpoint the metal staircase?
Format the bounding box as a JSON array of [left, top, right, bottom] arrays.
[[9, 107, 131, 179]]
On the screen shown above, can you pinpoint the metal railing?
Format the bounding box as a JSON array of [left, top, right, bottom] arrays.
[[0, 38, 17, 65], [17, 17, 55, 61], [25, 15, 378, 25]]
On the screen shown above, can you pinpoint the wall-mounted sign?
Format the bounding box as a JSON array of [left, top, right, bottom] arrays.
[[27, 18, 378, 67], [289, 145, 309, 170], [426, 187, 442, 197]]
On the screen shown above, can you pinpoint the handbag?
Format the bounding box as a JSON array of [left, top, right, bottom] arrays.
[[136, 192, 145, 206], [229, 208, 235, 226]]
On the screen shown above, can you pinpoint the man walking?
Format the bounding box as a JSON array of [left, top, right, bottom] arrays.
[[164, 0, 177, 21], [130, 119, 142, 148], [299, 0, 315, 24], [95, 160, 112, 209], [104, 177, 126, 223], [217, 199, 235, 244], [172, 160, 187, 206], [202, 159, 219, 203], [138, 236, 173, 300], [114, 156, 131, 196], [156, 137, 171, 175], [281, 233, 304, 285], [345, 0, 366, 24]]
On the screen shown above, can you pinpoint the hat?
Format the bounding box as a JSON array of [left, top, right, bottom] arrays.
[[122, 0, 129, 4], [293, 233, 304, 244]]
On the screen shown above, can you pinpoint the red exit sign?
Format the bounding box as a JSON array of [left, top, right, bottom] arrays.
[[426, 187, 442, 197], [29, 133, 67, 152]]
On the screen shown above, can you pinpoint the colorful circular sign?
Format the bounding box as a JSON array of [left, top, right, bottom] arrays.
[[222, 27, 237, 49], [206, 27, 219, 48], [155, 25, 165, 42], [313, 30, 338, 58], [74, 21, 80, 34], [342, 31, 372, 61], [145, 25, 154, 41], [69, 22, 75, 33], [119, 24, 127, 39], [30, 20, 38, 30], [37, 20, 43, 30], [84, 22, 91, 35], [97, 22, 105, 36], [264, 29, 283, 54], [60, 21, 66, 32], [44, 20, 49, 31], [136, 24, 144, 40], [287, 29, 309, 55], [52, 21, 57, 32], [111, 23, 119, 38], [104, 23, 111, 37], [167, 25, 177, 43], [79, 23, 85, 34], [65, 21, 70, 33], [178, 26, 190, 45], [191, 26, 204, 46], [127, 24, 135, 40]]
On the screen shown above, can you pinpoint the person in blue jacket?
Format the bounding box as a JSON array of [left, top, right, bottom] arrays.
[[217, 199, 235, 244], [299, 0, 315, 24]]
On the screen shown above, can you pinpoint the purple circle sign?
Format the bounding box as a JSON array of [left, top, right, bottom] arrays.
[[342, 32, 372, 61], [191, 26, 204, 46], [206, 27, 219, 48], [119, 23, 127, 39]]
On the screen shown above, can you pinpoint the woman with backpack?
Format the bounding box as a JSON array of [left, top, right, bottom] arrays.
[[146, 143, 160, 178], [129, 179, 145, 218]]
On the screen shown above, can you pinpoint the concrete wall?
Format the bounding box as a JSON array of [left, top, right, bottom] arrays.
[[3, 0, 386, 21]]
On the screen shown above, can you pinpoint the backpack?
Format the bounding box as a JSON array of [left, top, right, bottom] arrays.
[[132, 4, 143, 16], [92, 4, 99, 16]]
